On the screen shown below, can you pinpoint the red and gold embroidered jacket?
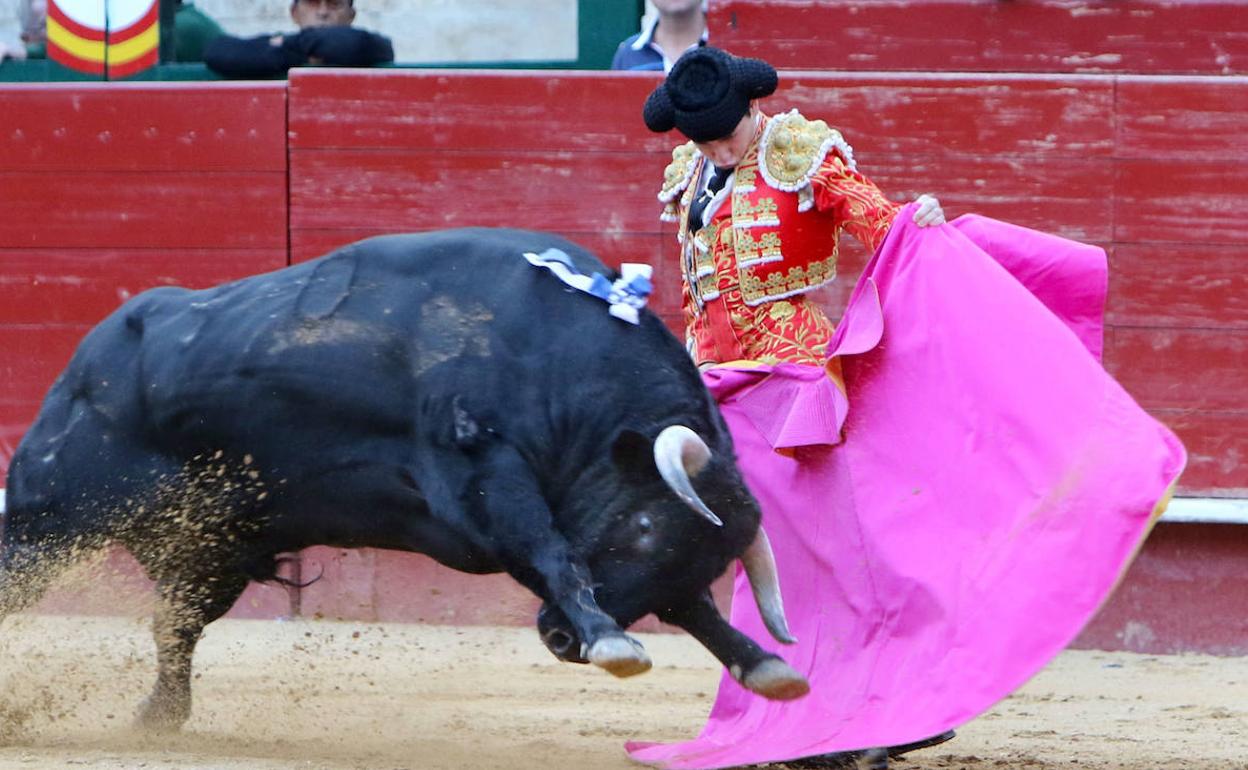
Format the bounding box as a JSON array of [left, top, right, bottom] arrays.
[[658, 110, 902, 366]]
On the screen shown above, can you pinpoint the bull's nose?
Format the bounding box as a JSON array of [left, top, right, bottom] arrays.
[[542, 628, 579, 659], [537, 605, 588, 663]]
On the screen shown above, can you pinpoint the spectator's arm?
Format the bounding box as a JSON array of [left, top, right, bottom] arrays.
[[203, 34, 305, 79], [288, 27, 395, 67]]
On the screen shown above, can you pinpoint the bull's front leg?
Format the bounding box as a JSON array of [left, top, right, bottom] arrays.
[[659, 592, 809, 700], [469, 443, 652, 678]]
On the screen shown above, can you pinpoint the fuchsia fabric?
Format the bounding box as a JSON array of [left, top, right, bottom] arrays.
[[627, 209, 1186, 768]]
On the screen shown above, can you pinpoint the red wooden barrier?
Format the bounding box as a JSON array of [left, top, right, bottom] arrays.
[[287, 70, 683, 327], [0, 83, 290, 474], [709, 0, 1248, 75], [0, 83, 290, 616], [0, 71, 1245, 651], [1075, 522, 1248, 654]]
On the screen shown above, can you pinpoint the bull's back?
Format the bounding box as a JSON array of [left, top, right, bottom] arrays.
[[7, 228, 695, 516]]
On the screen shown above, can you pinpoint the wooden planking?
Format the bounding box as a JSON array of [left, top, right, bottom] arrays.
[[1107, 244, 1248, 330], [1114, 159, 1248, 245], [0, 248, 287, 325], [295, 547, 530, 625], [0, 402, 39, 471], [297, 547, 381, 622], [862, 156, 1114, 243], [288, 228, 384, 265], [289, 150, 664, 236], [0, 83, 287, 172], [289, 70, 1121, 175], [1153, 410, 1248, 496], [370, 551, 538, 625], [1116, 78, 1248, 160], [289, 70, 1117, 158], [0, 84, 290, 480], [1075, 523, 1248, 654], [0, 325, 89, 406], [288, 69, 664, 153], [768, 74, 1116, 159], [1104, 327, 1248, 412], [1104, 70, 1248, 489], [710, 0, 1248, 75], [0, 171, 287, 249]]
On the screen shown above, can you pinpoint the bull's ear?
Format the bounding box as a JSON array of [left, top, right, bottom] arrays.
[[610, 429, 656, 478]]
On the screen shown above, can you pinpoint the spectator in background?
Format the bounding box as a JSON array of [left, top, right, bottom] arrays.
[[204, 0, 393, 79], [173, 0, 225, 63], [611, 0, 706, 73]]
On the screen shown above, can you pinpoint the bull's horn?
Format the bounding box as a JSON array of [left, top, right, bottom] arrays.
[[653, 425, 723, 527], [741, 526, 796, 644]]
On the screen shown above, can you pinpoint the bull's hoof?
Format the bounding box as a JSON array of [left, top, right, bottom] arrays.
[[587, 635, 652, 678], [740, 657, 810, 701], [134, 692, 190, 734]]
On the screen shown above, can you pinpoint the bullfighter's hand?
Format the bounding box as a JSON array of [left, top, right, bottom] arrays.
[[912, 194, 946, 227]]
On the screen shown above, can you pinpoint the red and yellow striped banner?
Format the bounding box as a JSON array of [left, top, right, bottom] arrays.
[[47, 0, 160, 78]]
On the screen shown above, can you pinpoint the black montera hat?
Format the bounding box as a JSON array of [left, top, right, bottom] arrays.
[[643, 47, 778, 143]]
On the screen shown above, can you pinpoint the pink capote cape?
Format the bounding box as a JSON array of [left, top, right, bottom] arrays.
[[627, 209, 1186, 769]]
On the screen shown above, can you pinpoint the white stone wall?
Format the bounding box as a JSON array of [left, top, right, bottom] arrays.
[[0, 0, 23, 49], [0, 0, 580, 63]]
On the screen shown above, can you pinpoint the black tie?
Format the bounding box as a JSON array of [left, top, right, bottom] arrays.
[[689, 165, 730, 234]]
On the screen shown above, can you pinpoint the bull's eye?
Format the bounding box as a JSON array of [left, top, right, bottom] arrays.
[[637, 514, 654, 534]]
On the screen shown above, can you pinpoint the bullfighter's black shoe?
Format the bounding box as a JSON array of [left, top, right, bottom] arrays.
[[780, 747, 889, 769], [780, 730, 955, 769], [886, 729, 957, 758]]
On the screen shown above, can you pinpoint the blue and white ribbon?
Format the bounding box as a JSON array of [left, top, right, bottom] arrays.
[[523, 248, 654, 325]]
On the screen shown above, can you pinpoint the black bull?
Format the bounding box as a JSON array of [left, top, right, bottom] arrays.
[[2, 228, 808, 730]]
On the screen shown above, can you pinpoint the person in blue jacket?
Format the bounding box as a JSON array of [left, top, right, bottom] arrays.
[[611, 0, 706, 73]]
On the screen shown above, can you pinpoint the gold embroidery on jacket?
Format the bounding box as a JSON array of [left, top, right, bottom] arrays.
[[740, 254, 838, 305], [733, 164, 759, 192], [734, 229, 784, 267], [660, 142, 699, 221], [732, 196, 780, 228], [759, 110, 855, 191]]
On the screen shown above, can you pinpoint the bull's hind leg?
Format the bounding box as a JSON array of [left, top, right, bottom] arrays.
[[136, 568, 249, 731]]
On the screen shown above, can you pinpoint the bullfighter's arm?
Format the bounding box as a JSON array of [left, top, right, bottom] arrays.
[[812, 154, 903, 252]]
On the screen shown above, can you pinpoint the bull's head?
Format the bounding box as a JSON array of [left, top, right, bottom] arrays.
[[537, 425, 809, 701]]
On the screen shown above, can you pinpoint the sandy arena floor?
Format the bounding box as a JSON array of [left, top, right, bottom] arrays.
[[0, 614, 1242, 770]]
